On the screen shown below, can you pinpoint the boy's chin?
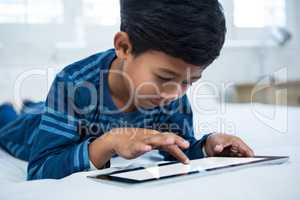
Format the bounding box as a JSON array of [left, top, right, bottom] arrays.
[[136, 101, 161, 110]]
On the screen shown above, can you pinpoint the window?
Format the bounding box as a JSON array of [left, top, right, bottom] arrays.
[[234, 0, 286, 28], [83, 0, 120, 26], [0, 0, 64, 24]]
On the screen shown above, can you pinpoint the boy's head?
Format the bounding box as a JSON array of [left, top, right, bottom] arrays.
[[113, 0, 226, 109]]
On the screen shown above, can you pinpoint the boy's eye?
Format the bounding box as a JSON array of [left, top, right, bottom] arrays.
[[157, 75, 175, 82]]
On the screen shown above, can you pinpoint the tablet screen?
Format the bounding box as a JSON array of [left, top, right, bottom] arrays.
[[89, 156, 289, 184], [112, 157, 265, 181]]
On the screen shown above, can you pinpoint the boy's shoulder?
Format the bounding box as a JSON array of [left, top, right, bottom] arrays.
[[56, 49, 115, 84]]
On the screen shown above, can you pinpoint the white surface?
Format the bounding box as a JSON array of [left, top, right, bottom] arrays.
[[0, 103, 299, 200]]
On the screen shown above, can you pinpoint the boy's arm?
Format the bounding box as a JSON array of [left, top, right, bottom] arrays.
[[27, 74, 110, 180], [158, 95, 210, 161]]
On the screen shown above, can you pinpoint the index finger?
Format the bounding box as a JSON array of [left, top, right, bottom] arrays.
[[144, 134, 190, 149], [163, 145, 190, 164]]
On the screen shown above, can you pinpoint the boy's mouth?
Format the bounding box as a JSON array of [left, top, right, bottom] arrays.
[[148, 98, 172, 107]]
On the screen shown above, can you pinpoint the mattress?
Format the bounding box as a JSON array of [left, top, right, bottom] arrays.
[[0, 103, 299, 200]]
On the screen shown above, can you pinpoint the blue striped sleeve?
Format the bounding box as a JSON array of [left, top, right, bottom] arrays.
[[158, 95, 210, 160], [27, 73, 92, 180]]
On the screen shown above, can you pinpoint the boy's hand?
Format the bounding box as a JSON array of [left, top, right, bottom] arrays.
[[204, 133, 255, 157], [107, 128, 190, 164]]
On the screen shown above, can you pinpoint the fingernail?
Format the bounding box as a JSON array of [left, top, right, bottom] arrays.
[[144, 145, 152, 151], [184, 159, 190, 165]]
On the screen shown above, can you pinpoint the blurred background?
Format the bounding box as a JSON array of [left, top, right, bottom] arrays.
[[0, 0, 299, 108]]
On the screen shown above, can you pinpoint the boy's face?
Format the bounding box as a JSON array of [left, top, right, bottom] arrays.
[[121, 51, 204, 109]]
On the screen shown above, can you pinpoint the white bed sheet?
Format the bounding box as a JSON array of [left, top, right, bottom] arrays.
[[0, 103, 299, 200]]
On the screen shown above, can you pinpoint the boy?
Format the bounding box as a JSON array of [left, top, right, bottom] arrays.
[[0, 0, 254, 180]]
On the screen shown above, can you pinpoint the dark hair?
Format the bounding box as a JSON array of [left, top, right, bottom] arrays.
[[120, 0, 226, 67]]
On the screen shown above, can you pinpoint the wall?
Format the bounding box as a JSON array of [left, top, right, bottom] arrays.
[[0, 0, 299, 105]]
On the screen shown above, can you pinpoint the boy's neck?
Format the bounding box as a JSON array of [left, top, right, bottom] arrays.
[[108, 57, 137, 113]]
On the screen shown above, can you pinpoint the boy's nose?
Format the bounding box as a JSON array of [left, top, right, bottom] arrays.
[[160, 84, 188, 102]]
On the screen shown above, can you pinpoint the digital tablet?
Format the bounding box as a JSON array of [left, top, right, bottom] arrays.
[[87, 156, 289, 184]]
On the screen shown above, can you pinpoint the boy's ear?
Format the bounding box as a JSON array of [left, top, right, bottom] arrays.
[[114, 32, 133, 60]]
